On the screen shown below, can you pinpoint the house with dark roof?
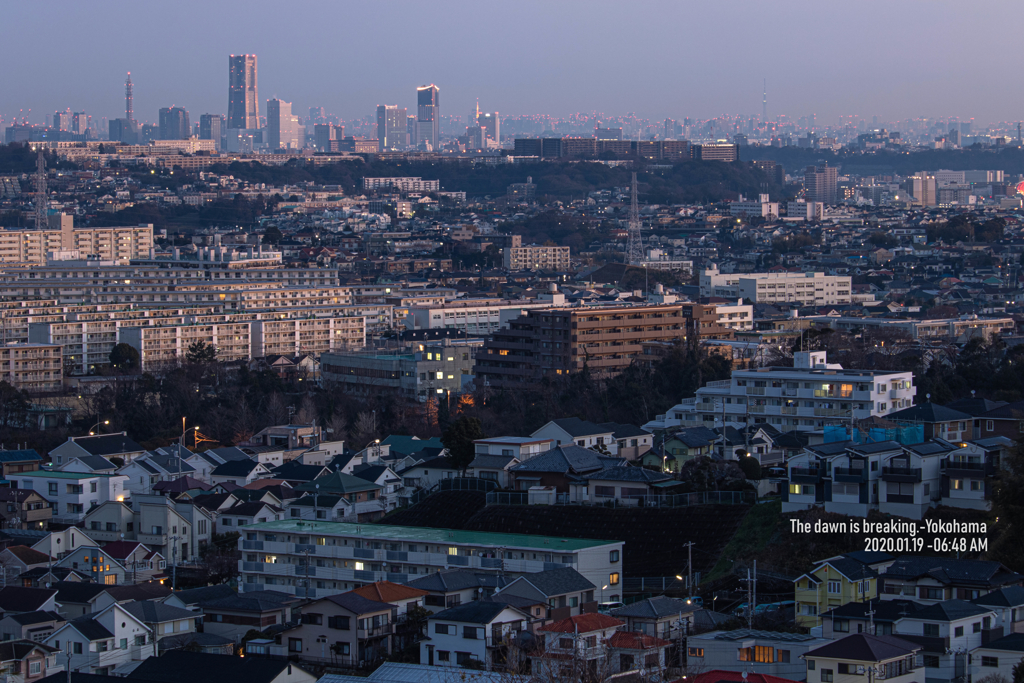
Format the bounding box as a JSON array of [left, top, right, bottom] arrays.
[[795, 552, 895, 628], [0, 489, 51, 531], [209, 459, 270, 487], [494, 568, 597, 625], [197, 590, 301, 643], [610, 595, 699, 639], [802, 634, 921, 683], [971, 586, 1024, 635], [0, 587, 57, 616], [466, 454, 519, 488], [893, 598, 998, 681], [119, 600, 199, 644], [42, 601, 155, 675], [280, 591, 393, 667], [508, 445, 627, 495], [887, 402, 973, 442], [0, 639, 61, 682], [970, 632, 1024, 682], [53, 455, 118, 476], [49, 434, 145, 466], [406, 570, 510, 614], [687, 628, 830, 677], [0, 546, 52, 585], [879, 557, 1022, 605], [350, 464, 404, 511], [0, 609, 64, 643], [99, 542, 164, 584], [583, 465, 672, 504], [117, 453, 197, 497], [217, 501, 282, 530], [130, 650, 315, 683], [420, 601, 529, 670], [268, 461, 330, 487], [81, 494, 213, 563], [531, 418, 618, 454], [820, 598, 920, 639], [0, 450, 43, 478], [532, 612, 671, 681], [293, 471, 385, 522], [598, 422, 654, 461], [645, 426, 718, 473], [975, 400, 1024, 441]]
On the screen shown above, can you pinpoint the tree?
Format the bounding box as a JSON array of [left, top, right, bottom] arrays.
[[1012, 659, 1024, 683], [184, 340, 217, 365], [262, 225, 283, 244], [738, 455, 762, 480], [109, 343, 140, 371], [442, 416, 485, 473]]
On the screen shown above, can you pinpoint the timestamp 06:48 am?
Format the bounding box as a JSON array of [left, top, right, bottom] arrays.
[[863, 537, 988, 553]]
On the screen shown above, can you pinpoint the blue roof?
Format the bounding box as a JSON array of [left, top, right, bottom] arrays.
[[0, 450, 42, 463]]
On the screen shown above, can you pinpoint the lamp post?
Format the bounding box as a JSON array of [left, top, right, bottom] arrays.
[[88, 420, 110, 436]]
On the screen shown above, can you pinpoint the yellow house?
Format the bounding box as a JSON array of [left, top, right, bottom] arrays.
[[794, 553, 892, 628]]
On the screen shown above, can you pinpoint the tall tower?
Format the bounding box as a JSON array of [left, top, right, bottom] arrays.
[[34, 148, 47, 230], [416, 84, 440, 151], [125, 73, 133, 121], [762, 79, 767, 123], [228, 55, 259, 130], [626, 173, 644, 266]]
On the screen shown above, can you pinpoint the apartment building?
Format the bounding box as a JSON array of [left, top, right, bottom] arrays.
[[251, 316, 366, 357], [806, 315, 1015, 341], [237, 519, 623, 602], [6, 471, 128, 525], [82, 494, 214, 562], [404, 297, 561, 336], [362, 177, 439, 192], [0, 217, 153, 265], [700, 266, 852, 306], [119, 321, 253, 368], [646, 351, 916, 435], [502, 245, 571, 271], [0, 343, 62, 393], [475, 304, 687, 389]]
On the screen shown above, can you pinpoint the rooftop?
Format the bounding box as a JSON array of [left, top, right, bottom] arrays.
[[245, 519, 619, 551]]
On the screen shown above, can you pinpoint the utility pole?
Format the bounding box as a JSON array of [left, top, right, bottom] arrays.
[[682, 542, 695, 593]]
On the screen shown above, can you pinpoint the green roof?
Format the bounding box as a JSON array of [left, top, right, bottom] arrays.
[[295, 471, 381, 494], [14, 470, 121, 479], [245, 519, 620, 551]]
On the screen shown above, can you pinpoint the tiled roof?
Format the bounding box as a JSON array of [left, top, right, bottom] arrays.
[[3, 545, 51, 565], [804, 633, 920, 662], [538, 613, 623, 633], [351, 581, 429, 603], [70, 434, 143, 456], [429, 600, 519, 625], [611, 596, 695, 619], [607, 630, 671, 649]]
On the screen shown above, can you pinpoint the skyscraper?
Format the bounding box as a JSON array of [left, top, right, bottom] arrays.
[[125, 73, 133, 122], [477, 112, 499, 143], [407, 115, 418, 148], [53, 111, 72, 131], [72, 112, 89, 136], [199, 114, 223, 150], [267, 99, 298, 150], [228, 55, 259, 130], [416, 84, 440, 151], [376, 105, 407, 151], [158, 107, 190, 140], [804, 165, 838, 204]]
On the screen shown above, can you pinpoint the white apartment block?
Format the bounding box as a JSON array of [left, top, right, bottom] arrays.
[[806, 315, 1015, 341], [0, 216, 153, 265], [362, 177, 439, 192], [502, 245, 571, 271], [730, 194, 780, 219], [787, 200, 825, 221], [0, 343, 63, 393], [238, 519, 623, 603], [712, 299, 754, 332], [404, 298, 561, 335], [645, 351, 916, 435], [8, 471, 128, 525], [700, 266, 852, 306]]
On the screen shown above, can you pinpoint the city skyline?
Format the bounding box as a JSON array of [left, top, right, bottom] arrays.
[[1, 0, 1020, 129]]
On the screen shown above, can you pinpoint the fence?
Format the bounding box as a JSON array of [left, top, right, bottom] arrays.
[[624, 574, 702, 594], [408, 476, 498, 506], [485, 490, 752, 508], [823, 424, 925, 446]]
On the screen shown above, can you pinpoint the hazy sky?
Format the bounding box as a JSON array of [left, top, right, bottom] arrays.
[[1, 0, 1016, 127]]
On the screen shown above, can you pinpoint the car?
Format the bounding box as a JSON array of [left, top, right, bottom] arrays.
[[682, 596, 704, 608], [598, 601, 625, 614]]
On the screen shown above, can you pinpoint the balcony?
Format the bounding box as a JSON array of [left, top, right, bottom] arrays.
[[746, 387, 766, 396], [833, 467, 868, 483], [814, 408, 851, 418], [881, 467, 922, 483], [790, 467, 822, 483], [358, 623, 393, 639], [885, 494, 915, 504], [941, 459, 993, 477]]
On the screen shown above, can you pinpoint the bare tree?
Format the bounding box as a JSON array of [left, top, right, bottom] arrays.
[[264, 393, 289, 426]]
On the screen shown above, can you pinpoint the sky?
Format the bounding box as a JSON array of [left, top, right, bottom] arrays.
[[1, 0, 1017, 128]]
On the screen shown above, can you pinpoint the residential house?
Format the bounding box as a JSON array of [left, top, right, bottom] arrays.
[[531, 418, 618, 454], [196, 590, 301, 643], [7, 472, 128, 525], [294, 471, 385, 522], [406, 570, 510, 615], [801, 634, 921, 683], [128, 650, 315, 683], [646, 426, 718, 473], [53, 456, 118, 476], [939, 440, 1004, 511], [217, 501, 282, 530], [0, 640, 62, 683], [42, 602, 156, 675], [0, 451, 43, 478], [895, 599, 998, 683], [0, 611, 64, 643], [120, 601, 199, 644], [351, 581, 429, 618], [80, 494, 213, 563], [0, 547, 52, 587], [269, 461, 330, 488], [687, 629, 830, 677], [972, 586, 1024, 635], [692, 671, 804, 683], [209, 459, 271, 487], [0, 491, 51, 531], [466, 455, 519, 488], [421, 601, 529, 670], [118, 453, 197, 498], [531, 613, 669, 682], [48, 434, 145, 467], [969, 632, 1024, 682], [493, 568, 596, 624], [508, 445, 627, 496], [30, 530, 98, 562], [820, 598, 920, 638], [887, 403, 973, 442], [600, 423, 654, 461], [975, 400, 1024, 441], [0, 588, 57, 617], [282, 592, 393, 666], [350, 465, 404, 511], [284, 494, 352, 523], [246, 424, 322, 453], [878, 557, 1022, 604], [584, 466, 672, 505], [99, 542, 164, 584], [609, 595, 698, 640], [795, 553, 894, 628], [53, 547, 125, 586], [472, 437, 553, 463]]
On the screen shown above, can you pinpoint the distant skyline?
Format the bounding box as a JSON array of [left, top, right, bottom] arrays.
[[1, 0, 1018, 128]]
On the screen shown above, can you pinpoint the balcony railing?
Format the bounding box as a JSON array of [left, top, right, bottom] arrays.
[[358, 623, 392, 639], [881, 467, 922, 483], [833, 466, 867, 482]]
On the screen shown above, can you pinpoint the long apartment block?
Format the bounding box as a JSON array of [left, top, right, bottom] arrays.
[[699, 266, 852, 306], [238, 519, 624, 602], [0, 343, 63, 393], [0, 219, 153, 265]]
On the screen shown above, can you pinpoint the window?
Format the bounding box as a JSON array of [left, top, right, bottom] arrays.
[[987, 420, 994, 431], [834, 620, 849, 633], [328, 616, 350, 630], [970, 480, 983, 491], [807, 660, 815, 671], [29, 662, 41, 675], [954, 626, 964, 637], [135, 635, 146, 646], [973, 622, 982, 633], [982, 657, 999, 667], [778, 650, 791, 663], [610, 550, 620, 563], [952, 479, 963, 490], [755, 646, 775, 663], [821, 669, 833, 683], [435, 624, 449, 635], [923, 655, 940, 668], [462, 626, 479, 639], [73, 642, 82, 654], [289, 638, 302, 653], [923, 623, 939, 637], [437, 651, 450, 662], [609, 572, 620, 586], [48, 483, 58, 495], [120, 638, 127, 649], [827, 581, 841, 594]]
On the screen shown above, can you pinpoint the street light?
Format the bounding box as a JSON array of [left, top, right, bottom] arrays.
[[88, 420, 110, 435]]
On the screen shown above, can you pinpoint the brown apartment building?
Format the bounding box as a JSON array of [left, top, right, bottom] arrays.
[[476, 304, 702, 388]]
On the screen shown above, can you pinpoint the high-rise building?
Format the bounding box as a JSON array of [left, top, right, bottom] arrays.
[[416, 84, 439, 151], [376, 105, 407, 151], [804, 165, 838, 204], [199, 114, 223, 150], [266, 99, 299, 150], [158, 107, 190, 140], [72, 112, 88, 136], [478, 112, 499, 143], [108, 118, 138, 144], [125, 73, 133, 122], [53, 111, 72, 131], [228, 54, 259, 130], [905, 174, 937, 207], [407, 115, 417, 148], [308, 106, 327, 125]]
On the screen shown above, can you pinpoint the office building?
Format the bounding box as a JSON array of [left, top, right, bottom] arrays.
[[158, 107, 190, 140], [228, 54, 259, 130], [416, 84, 440, 151], [905, 174, 937, 206], [699, 266, 851, 306], [646, 351, 916, 435], [595, 127, 623, 141], [308, 106, 327, 124], [108, 118, 138, 144], [53, 111, 72, 131], [376, 105, 407, 151], [478, 112, 499, 142], [691, 143, 740, 161], [199, 114, 222, 150], [267, 99, 299, 150], [407, 115, 417, 148], [237, 519, 623, 601], [804, 165, 838, 204], [71, 112, 88, 136], [502, 245, 571, 271], [475, 304, 688, 388]]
